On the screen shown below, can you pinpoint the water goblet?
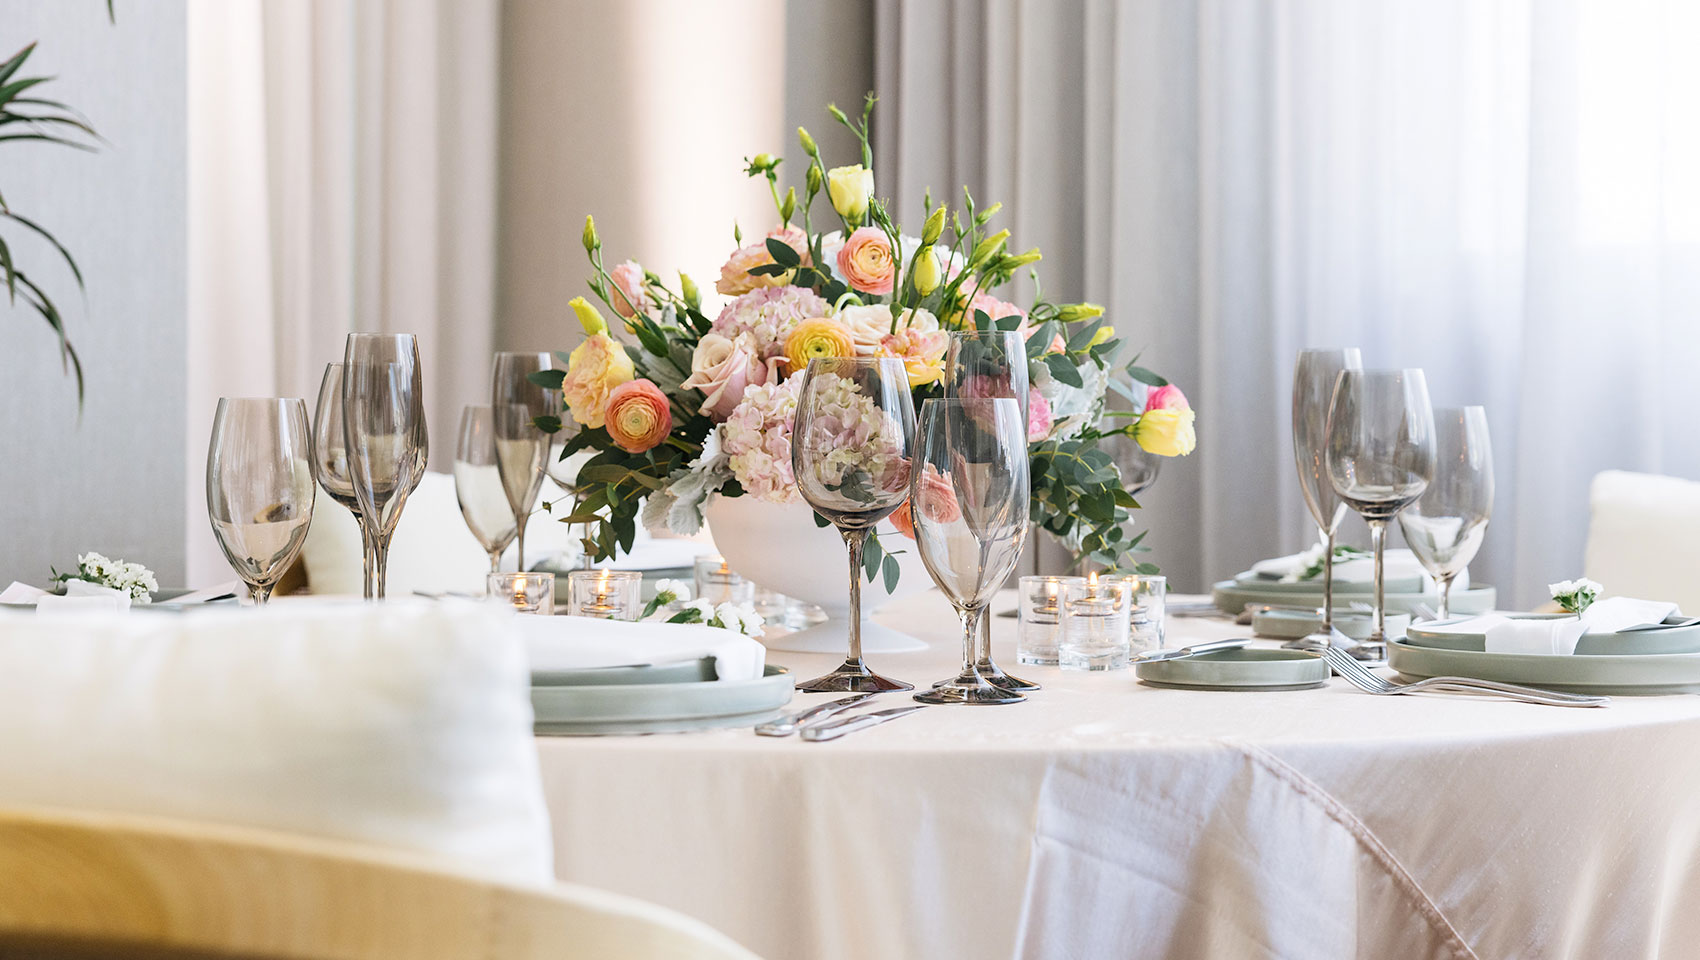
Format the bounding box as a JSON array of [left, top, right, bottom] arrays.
[[1398, 406, 1493, 620], [1289, 347, 1363, 649], [206, 398, 315, 604], [791, 357, 917, 693]]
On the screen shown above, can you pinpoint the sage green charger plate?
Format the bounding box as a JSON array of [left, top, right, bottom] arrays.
[[1138, 648, 1329, 691], [1388, 640, 1700, 695], [532, 657, 717, 687], [1230, 572, 1425, 595], [1404, 615, 1700, 656], [532, 664, 793, 735], [1213, 580, 1496, 617], [1252, 608, 1410, 641]]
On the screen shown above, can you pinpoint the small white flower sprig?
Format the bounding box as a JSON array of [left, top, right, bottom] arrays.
[[51, 552, 158, 603], [1284, 542, 1369, 583], [1549, 578, 1602, 614], [638, 578, 766, 638]]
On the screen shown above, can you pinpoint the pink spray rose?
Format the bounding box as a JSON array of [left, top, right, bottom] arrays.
[[680, 333, 768, 421], [837, 226, 896, 295], [608, 260, 648, 319]]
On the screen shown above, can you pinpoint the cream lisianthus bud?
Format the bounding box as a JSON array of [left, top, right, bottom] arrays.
[[1006, 247, 1042, 269], [807, 162, 824, 196], [749, 153, 779, 174], [969, 229, 1011, 267], [1056, 302, 1106, 322], [679, 271, 700, 309], [781, 187, 797, 224], [582, 215, 599, 253], [921, 206, 946, 246], [569, 296, 609, 336], [911, 246, 942, 296], [1087, 325, 1115, 347], [798, 126, 817, 156], [975, 201, 1004, 225], [828, 164, 874, 223]]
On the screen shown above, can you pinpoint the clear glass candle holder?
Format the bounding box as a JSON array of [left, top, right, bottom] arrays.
[[1119, 574, 1167, 655], [1018, 575, 1085, 665], [1060, 576, 1133, 671], [487, 572, 555, 615], [694, 555, 755, 607], [566, 570, 642, 619]]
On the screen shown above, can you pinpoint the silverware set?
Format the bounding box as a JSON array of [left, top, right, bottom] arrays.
[[1320, 644, 1608, 707], [755, 693, 927, 741]]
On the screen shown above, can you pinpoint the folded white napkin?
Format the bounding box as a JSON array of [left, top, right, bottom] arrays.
[[514, 615, 766, 682], [1427, 615, 1591, 656], [1579, 596, 1680, 635], [1, 580, 131, 613], [1250, 548, 1464, 592]]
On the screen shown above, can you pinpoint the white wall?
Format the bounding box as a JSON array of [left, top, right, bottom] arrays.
[[0, 2, 187, 585]]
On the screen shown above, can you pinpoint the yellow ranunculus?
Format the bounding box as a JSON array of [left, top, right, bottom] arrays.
[[783, 317, 856, 375], [827, 164, 874, 223], [569, 296, 609, 336], [911, 246, 942, 297], [1133, 407, 1197, 457], [561, 332, 634, 428]]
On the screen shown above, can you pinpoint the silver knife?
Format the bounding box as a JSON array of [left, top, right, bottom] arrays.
[[754, 693, 875, 737], [799, 705, 926, 742], [1133, 639, 1252, 663]]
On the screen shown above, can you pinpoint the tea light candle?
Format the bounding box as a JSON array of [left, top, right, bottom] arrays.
[[1018, 575, 1085, 666], [566, 569, 642, 619], [486, 572, 555, 615], [1060, 572, 1133, 671], [694, 555, 755, 607], [1108, 574, 1167, 654]]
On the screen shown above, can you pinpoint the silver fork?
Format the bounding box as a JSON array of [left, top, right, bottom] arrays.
[[1321, 645, 1608, 707], [755, 693, 876, 737]]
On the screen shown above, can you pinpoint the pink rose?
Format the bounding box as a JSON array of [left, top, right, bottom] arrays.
[[680, 333, 768, 421], [1027, 388, 1053, 442], [1145, 384, 1190, 411], [837, 226, 895, 295], [603, 378, 673, 453], [609, 260, 647, 319]]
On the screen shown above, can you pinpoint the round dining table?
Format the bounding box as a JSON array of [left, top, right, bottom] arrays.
[[534, 590, 1700, 960]]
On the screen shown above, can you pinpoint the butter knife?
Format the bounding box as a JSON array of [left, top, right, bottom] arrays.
[[799, 705, 925, 742], [754, 693, 874, 737], [1132, 639, 1252, 663]]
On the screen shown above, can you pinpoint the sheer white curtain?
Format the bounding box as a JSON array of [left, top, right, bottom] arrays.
[[876, 0, 1700, 603], [186, 0, 499, 585]]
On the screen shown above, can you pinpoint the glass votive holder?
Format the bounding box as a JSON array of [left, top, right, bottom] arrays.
[[1120, 574, 1167, 654], [565, 570, 642, 619], [1017, 575, 1085, 665], [1059, 575, 1133, 671], [487, 572, 555, 615], [694, 555, 755, 607]]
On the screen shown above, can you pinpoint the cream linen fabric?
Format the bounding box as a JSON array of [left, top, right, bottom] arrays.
[[537, 590, 1700, 960], [0, 599, 553, 885]]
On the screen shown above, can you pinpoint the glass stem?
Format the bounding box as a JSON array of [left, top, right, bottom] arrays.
[[978, 611, 992, 663], [961, 605, 983, 674], [1320, 525, 1336, 632], [374, 532, 391, 600], [1368, 519, 1387, 641], [1438, 575, 1455, 620], [489, 550, 502, 573], [252, 582, 275, 606], [516, 517, 527, 573], [360, 523, 376, 600], [580, 522, 595, 570], [844, 527, 866, 664]]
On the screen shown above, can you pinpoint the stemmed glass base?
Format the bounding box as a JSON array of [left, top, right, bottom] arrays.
[[916, 666, 1023, 704], [976, 659, 1040, 691], [796, 657, 914, 693]]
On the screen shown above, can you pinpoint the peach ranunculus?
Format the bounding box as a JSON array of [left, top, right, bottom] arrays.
[[1144, 383, 1190, 411], [609, 260, 648, 319], [680, 333, 768, 421], [878, 327, 950, 388], [890, 464, 962, 539], [561, 333, 635, 428], [603, 378, 673, 453], [715, 226, 811, 296], [837, 226, 896, 295], [782, 317, 856, 374]]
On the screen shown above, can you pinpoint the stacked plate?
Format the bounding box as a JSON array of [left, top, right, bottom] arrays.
[[1390, 615, 1700, 695], [1212, 572, 1496, 618], [532, 662, 794, 735]]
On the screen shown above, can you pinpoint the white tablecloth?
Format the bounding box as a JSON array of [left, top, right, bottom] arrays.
[[535, 591, 1700, 960]]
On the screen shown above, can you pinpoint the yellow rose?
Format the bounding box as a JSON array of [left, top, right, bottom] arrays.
[[783, 318, 856, 374], [1133, 407, 1197, 457], [911, 246, 942, 297], [561, 333, 634, 428], [827, 164, 874, 223], [569, 296, 609, 336]]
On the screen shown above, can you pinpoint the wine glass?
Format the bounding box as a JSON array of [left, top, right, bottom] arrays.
[[911, 398, 1031, 705], [454, 404, 521, 572], [545, 419, 595, 570], [491, 352, 556, 570], [310, 364, 374, 596], [1101, 432, 1161, 500], [1325, 368, 1436, 658], [206, 398, 316, 604], [1290, 348, 1363, 649], [1398, 406, 1493, 620], [943, 328, 1038, 692], [791, 357, 917, 692], [342, 333, 426, 599]]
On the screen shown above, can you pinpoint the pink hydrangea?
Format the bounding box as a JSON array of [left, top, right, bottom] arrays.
[[793, 373, 911, 498], [722, 377, 804, 504], [712, 285, 831, 360], [1027, 387, 1054, 441]]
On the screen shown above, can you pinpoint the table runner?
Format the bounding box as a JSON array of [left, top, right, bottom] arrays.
[[535, 592, 1700, 959]]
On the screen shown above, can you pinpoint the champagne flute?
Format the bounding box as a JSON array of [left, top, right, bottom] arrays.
[[310, 364, 373, 596], [1398, 406, 1493, 620], [206, 398, 316, 604], [791, 357, 917, 693], [454, 404, 520, 572], [1325, 368, 1436, 658], [342, 333, 426, 599], [491, 352, 556, 570], [943, 329, 1038, 692], [1290, 348, 1363, 649], [911, 398, 1031, 705]]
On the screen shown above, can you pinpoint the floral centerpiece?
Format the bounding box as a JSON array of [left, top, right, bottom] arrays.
[[533, 95, 1197, 586]]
